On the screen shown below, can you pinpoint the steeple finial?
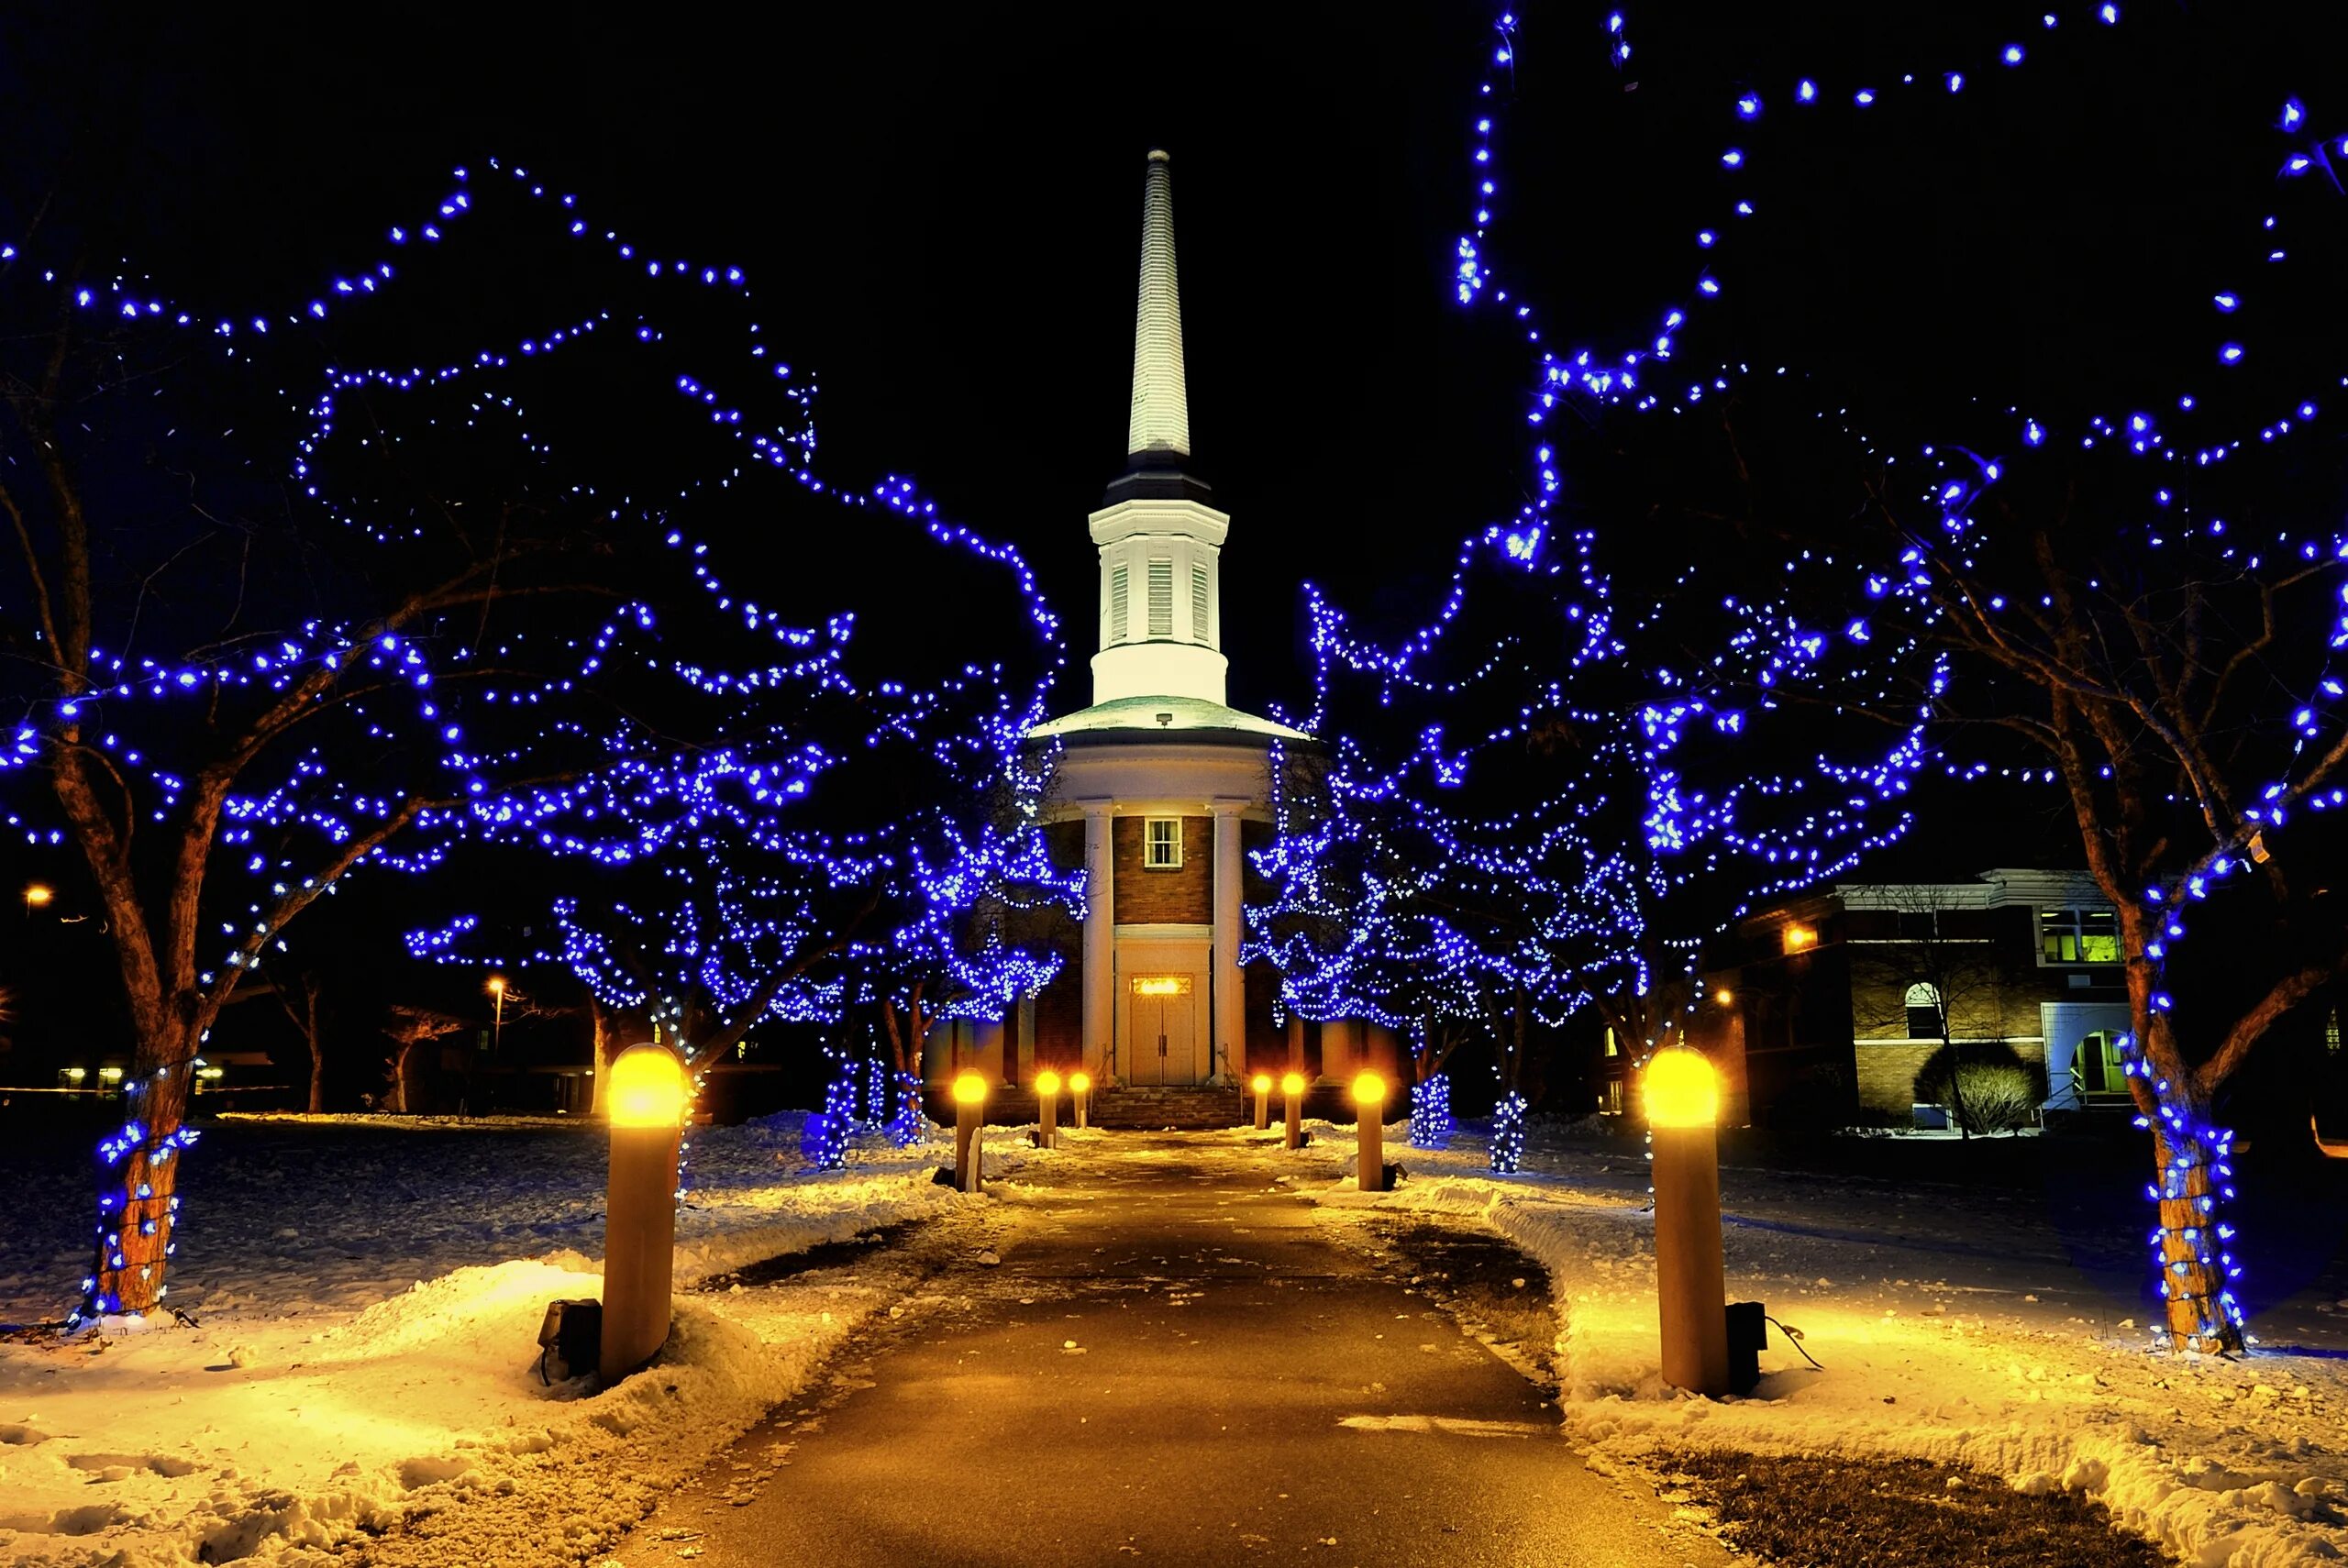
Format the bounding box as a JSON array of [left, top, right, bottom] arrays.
[[1126, 149, 1191, 458]]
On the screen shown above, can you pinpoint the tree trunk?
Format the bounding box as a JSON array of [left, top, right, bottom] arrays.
[[305, 988, 326, 1115], [83, 1047, 195, 1319], [2149, 1114, 2245, 1354], [587, 997, 612, 1119]]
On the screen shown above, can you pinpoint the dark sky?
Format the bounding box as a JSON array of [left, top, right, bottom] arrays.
[[6, 3, 2345, 723]]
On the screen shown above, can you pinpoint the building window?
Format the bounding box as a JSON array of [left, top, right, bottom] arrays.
[[2041, 907, 2120, 965], [1146, 559, 1174, 637], [1903, 982, 1944, 1039], [1191, 563, 1211, 642], [1602, 1026, 1619, 1058], [1144, 816, 1182, 869], [2072, 1030, 2124, 1097], [1109, 565, 1129, 642], [2328, 1008, 2342, 1057], [1600, 1078, 1624, 1115]]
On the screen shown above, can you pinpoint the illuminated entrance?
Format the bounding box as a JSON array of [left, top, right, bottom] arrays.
[[1126, 975, 1202, 1085]]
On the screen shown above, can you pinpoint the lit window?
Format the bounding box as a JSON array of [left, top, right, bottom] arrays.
[[1602, 1026, 1619, 1058], [1144, 816, 1182, 869], [2041, 908, 2120, 965], [2327, 1008, 2342, 1057], [1903, 981, 1944, 1039], [1600, 1079, 1624, 1115]]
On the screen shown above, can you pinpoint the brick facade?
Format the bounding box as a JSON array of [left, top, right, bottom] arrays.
[[1112, 813, 1213, 925]]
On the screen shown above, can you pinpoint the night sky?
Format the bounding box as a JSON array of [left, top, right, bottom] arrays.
[[8, 6, 2344, 723]]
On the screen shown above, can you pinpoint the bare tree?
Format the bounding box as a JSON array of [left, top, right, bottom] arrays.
[[269, 969, 327, 1116], [1900, 480, 2348, 1353], [1845, 886, 2021, 1139], [380, 1006, 470, 1115]]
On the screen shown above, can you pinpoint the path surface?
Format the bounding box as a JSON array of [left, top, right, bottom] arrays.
[[615, 1133, 1725, 1567]]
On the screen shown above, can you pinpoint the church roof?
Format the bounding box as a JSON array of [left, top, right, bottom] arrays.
[[1104, 152, 1213, 505], [1126, 150, 1190, 459], [1029, 694, 1309, 744]]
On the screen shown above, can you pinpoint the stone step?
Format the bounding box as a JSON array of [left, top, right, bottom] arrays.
[[1088, 1086, 1246, 1130]]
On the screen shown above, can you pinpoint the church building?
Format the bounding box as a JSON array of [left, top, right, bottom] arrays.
[[927, 151, 1401, 1107]]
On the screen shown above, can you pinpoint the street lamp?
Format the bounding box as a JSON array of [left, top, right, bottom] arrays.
[[1280, 1070, 1305, 1149], [1352, 1072, 1388, 1192], [1251, 1072, 1272, 1131], [487, 974, 509, 1053], [23, 883, 52, 917], [953, 1071, 988, 1192], [1645, 1046, 1729, 1397], [1069, 1069, 1092, 1131], [1035, 1068, 1062, 1149], [601, 1043, 689, 1384]]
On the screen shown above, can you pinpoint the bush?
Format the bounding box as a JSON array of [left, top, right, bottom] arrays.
[[1914, 1042, 2043, 1136]]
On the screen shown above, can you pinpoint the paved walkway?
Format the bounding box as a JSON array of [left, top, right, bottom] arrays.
[[616, 1134, 1724, 1567]]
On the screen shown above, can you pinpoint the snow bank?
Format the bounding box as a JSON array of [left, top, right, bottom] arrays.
[[1311, 1124, 2348, 1568], [0, 1116, 1032, 1567]]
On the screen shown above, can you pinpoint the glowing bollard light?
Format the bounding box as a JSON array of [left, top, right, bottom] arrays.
[[1069, 1071, 1091, 1131], [1646, 1047, 1730, 1397], [1281, 1071, 1306, 1150], [1035, 1069, 1062, 1149], [601, 1044, 689, 1384], [953, 1073, 988, 1193], [1353, 1073, 1388, 1191], [1251, 1073, 1273, 1131]]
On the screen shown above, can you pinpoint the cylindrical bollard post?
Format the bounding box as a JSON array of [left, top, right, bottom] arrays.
[[1646, 1047, 1729, 1397], [1281, 1071, 1305, 1150], [1353, 1073, 1386, 1192], [1251, 1073, 1272, 1131], [1035, 1069, 1061, 1149], [953, 1072, 987, 1193], [601, 1043, 690, 1384], [1069, 1070, 1091, 1131]]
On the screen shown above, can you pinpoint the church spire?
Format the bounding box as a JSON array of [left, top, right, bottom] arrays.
[[1125, 150, 1191, 458]]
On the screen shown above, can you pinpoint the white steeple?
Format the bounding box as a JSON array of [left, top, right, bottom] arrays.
[[1126, 150, 1191, 458], [1089, 151, 1232, 710]]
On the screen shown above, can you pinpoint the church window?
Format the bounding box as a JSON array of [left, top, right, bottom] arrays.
[[1904, 981, 1944, 1038], [1109, 565, 1129, 642], [1147, 559, 1174, 637], [1191, 564, 1210, 641], [1144, 816, 1182, 869]]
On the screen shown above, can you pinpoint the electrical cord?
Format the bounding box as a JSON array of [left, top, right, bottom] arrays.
[[1767, 1315, 1824, 1371]]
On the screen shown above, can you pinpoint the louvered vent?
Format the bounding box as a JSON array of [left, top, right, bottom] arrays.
[[1110, 565, 1129, 643], [1147, 560, 1174, 637], [1191, 564, 1210, 643]]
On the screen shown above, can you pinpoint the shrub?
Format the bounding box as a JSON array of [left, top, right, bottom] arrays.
[[1914, 1042, 2043, 1136]]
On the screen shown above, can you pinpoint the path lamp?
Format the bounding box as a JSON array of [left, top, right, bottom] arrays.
[[1069, 1070, 1092, 1131], [601, 1044, 689, 1384], [1353, 1073, 1388, 1192], [1035, 1069, 1062, 1149], [1281, 1071, 1306, 1150], [1646, 1046, 1730, 1397], [953, 1072, 988, 1192], [1251, 1073, 1272, 1131]]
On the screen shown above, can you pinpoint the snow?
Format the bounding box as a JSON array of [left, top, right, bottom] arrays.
[[0, 1112, 1036, 1567], [7, 1107, 2344, 1566], [1306, 1120, 2348, 1568]]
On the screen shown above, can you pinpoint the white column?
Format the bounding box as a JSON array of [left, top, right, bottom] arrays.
[[1081, 803, 1116, 1085], [1213, 802, 1246, 1085]]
